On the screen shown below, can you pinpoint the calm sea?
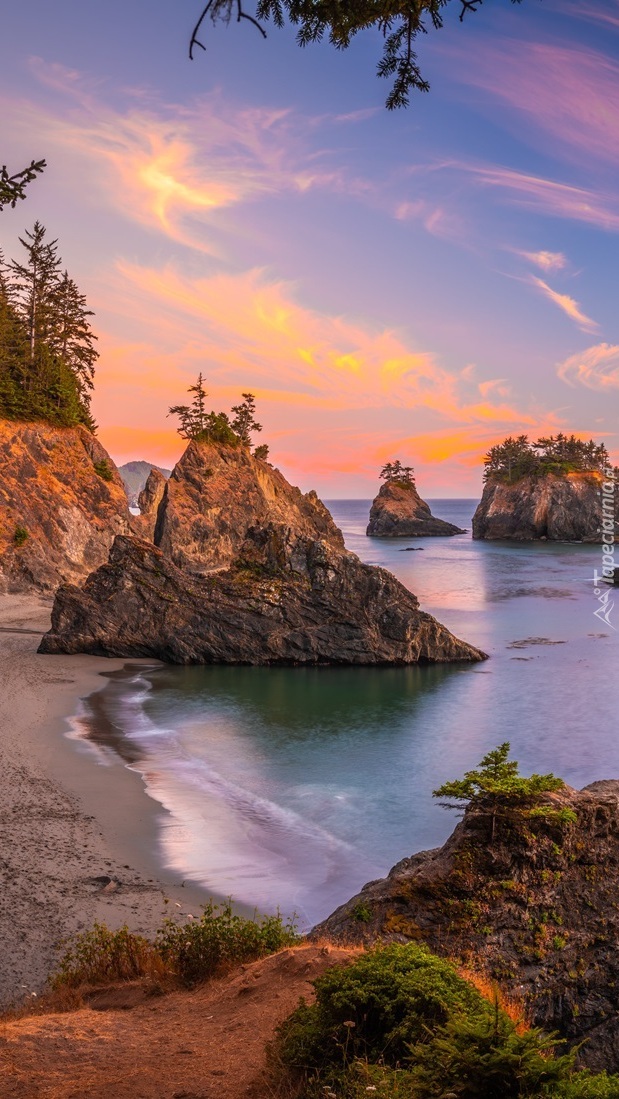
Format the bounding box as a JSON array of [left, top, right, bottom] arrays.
[[74, 500, 618, 929]]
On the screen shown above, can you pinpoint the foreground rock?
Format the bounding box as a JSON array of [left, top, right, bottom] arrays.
[[473, 472, 612, 541], [0, 420, 130, 592], [315, 781, 619, 1070], [154, 441, 344, 572], [367, 480, 465, 537], [39, 526, 486, 665]]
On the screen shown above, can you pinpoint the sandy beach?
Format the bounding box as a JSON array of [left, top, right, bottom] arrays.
[[0, 593, 213, 1009]]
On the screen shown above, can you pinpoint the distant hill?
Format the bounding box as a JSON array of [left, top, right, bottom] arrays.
[[119, 461, 171, 508]]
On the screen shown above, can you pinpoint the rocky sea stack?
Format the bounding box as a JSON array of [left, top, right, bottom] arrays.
[[367, 479, 465, 537], [39, 525, 485, 664], [0, 420, 130, 592], [473, 471, 609, 541], [40, 440, 485, 666], [316, 777, 619, 1070]]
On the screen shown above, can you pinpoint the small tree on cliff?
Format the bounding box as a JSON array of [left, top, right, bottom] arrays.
[[380, 459, 415, 484], [231, 392, 262, 446], [168, 374, 241, 445], [0, 160, 46, 212], [433, 743, 574, 840]]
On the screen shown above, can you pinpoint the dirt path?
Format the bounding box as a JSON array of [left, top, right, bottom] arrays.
[[0, 944, 357, 1098]]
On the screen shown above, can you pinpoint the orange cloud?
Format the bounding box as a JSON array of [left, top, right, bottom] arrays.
[[557, 343, 619, 390], [529, 276, 598, 333]]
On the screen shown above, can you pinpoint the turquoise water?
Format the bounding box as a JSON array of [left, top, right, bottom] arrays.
[[81, 500, 618, 928]]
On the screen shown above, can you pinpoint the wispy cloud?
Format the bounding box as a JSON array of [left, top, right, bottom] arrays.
[[517, 250, 567, 273], [461, 163, 619, 232], [558, 343, 619, 390], [529, 276, 598, 333]]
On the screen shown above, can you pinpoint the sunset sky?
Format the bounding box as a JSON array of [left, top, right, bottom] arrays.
[[2, 0, 619, 496]]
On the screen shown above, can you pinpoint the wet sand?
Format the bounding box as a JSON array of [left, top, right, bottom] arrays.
[[0, 593, 214, 1008]]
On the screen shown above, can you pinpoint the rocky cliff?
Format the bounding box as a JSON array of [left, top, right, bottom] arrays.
[[0, 420, 130, 592], [315, 780, 619, 1070], [472, 471, 612, 541], [119, 460, 171, 508], [38, 526, 486, 665], [130, 467, 167, 542], [154, 441, 344, 572], [367, 481, 465, 537]]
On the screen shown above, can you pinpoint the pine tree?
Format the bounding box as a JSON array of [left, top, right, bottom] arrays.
[[9, 221, 62, 373], [231, 392, 262, 446], [51, 271, 98, 408]]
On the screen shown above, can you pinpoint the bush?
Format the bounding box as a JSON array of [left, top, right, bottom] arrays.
[[13, 525, 28, 546], [93, 458, 114, 481], [51, 923, 157, 988], [155, 901, 298, 986]]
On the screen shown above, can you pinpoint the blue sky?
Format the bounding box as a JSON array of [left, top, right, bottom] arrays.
[[2, 0, 619, 495]]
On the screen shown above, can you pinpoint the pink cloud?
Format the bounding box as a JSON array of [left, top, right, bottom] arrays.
[[529, 276, 598, 333], [558, 343, 619, 390]]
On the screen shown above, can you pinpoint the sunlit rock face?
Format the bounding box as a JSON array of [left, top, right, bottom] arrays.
[[0, 420, 130, 592], [130, 467, 167, 542], [153, 440, 345, 572], [39, 526, 486, 666], [367, 480, 465, 537], [473, 472, 613, 541]]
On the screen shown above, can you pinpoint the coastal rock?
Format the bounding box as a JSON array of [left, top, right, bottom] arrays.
[[367, 481, 465, 537], [118, 460, 171, 508], [38, 526, 486, 665], [314, 781, 619, 1070], [130, 468, 167, 541], [472, 472, 613, 541], [154, 441, 344, 572], [0, 420, 130, 592]]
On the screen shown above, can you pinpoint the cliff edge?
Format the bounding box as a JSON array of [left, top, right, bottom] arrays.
[[0, 420, 130, 592]]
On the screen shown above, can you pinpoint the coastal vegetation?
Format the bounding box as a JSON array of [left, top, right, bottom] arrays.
[[52, 901, 298, 991], [168, 372, 268, 457], [379, 459, 416, 486], [483, 435, 615, 485], [0, 159, 46, 211], [271, 942, 619, 1097], [0, 222, 97, 429]]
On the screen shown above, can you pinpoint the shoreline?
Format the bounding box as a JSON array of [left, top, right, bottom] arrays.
[[0, 593, 222, 1008]]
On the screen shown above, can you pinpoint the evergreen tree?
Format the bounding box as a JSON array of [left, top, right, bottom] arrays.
[[231, 392, 262, 446], [51, 271, 98, 408], [9, 221, 62, 371], [379, 459, 415, 484], [0, 160, 46, 211]]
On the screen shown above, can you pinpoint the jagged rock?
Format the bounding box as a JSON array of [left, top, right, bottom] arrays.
[[0, 420, 130, 592], [367, 481, 465, 537], [314, 781, 619, 1070], [38, 526, 486, 665], [472, 472, 614, 541], [130, 468, 167, 541], [118, 460, 171, 508], [154, 441, 344, 572]]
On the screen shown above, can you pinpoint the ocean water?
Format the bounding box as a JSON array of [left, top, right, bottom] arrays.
[[76, 499, 618, 929]]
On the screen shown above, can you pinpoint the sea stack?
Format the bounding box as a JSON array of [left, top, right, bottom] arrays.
[[367, 461, 465, 537], [472, 434, 617, 542], [40, 441, 485, 667], [0, 420, 130, 592]]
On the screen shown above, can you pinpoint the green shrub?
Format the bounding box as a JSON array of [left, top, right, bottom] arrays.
[[13, 525, 28, 546], [155, 901, 298, 986], [51, 923, 156, 988], [93, 459, 114, 481], [275, 943, 488, 1074]]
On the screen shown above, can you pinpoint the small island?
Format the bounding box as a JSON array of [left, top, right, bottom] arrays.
[[473, 434, 618, 542], [367, 460, 465, 537]]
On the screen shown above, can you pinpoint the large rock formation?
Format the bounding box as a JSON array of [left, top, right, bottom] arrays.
[[472, 472, 613, 541], [315, 781, 619, 1070], [367, 481, 465, 537], [119, 460, 171, 508], [130, 468, 167, 542], [0, 420, 130, 592], [154, 441, 344, 572], [39, 526, 486, 665]]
